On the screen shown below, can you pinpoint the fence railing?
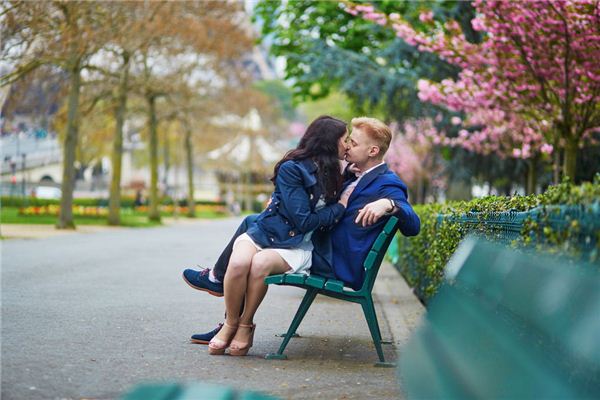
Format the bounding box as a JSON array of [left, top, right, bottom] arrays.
[[389, 203, 600, 303]]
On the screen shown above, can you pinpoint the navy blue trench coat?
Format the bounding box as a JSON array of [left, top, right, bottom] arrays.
[[246, 159, 345, 249]]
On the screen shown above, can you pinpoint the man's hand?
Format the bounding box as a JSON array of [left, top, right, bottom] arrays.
[[355, 198, 393, 227]]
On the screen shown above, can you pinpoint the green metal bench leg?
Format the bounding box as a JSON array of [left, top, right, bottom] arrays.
[[361, 297, 393, 366], [266, 288, 318, 360]]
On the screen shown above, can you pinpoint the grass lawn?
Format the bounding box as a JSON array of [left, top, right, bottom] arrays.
[[1, 207, 227, 228]]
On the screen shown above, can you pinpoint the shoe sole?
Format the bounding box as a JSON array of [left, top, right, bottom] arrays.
[[190, 338, 209, 345], [229, 348, 251, 356], [182, 273, 224, 297]]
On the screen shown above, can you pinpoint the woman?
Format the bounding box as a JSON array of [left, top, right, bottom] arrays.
[[209, 115, 349, 356]]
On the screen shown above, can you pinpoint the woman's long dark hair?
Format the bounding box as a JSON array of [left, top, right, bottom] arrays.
[[272, 115, 347, 203]]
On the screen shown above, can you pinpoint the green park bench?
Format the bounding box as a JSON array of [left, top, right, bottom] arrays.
[[399, 236, 600, 399], [121, 382, 279, 400], [264, 216, 400, 366]]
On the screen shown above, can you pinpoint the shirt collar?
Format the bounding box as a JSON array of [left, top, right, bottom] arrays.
[[356, 161, 385, 178]]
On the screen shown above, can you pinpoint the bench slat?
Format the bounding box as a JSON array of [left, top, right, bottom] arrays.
[[305, 275, 326, 289], [370, 232, 388, 253], [383, 217, 397, 234], [238, 391, 281, 400], [122, 383, 277, 400], [121, 383, 181, 400], [284, 274, 307, 285], [179, 384, 235, 400], [363, 250, 379, 270], [265, 274, 285, 285], [324, 278, 345, 293]]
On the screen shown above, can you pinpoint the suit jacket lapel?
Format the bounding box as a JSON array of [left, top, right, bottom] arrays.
[[348, 163, 388, 202]]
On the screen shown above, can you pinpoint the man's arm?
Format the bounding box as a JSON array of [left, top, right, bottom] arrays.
[[355, 185, 420, 236], [354, 198, 394, 227]]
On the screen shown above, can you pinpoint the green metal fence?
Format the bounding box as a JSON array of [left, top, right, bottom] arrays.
[[443, 204, 600, 258], [390, 203, 600, 303]]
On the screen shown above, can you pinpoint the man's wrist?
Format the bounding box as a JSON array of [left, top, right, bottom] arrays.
[[387, 198, 395, 212]]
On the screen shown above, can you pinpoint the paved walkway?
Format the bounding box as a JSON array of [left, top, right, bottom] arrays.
[[1, 217, 424, 400]]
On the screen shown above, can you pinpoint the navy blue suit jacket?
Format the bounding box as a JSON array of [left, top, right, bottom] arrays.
[[312, 163, 420, 290]]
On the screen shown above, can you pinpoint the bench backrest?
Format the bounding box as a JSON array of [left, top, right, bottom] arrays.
[[399, 236, 600, 399], [360, 216, 400, 294]]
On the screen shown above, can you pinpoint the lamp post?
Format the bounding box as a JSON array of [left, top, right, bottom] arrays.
[[21, 153, 26, 198], [10, 158, 17, 196]]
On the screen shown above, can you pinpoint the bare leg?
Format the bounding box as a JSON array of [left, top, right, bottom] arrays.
[[230, 250, 291, 353], [209, 240, 257, 353]]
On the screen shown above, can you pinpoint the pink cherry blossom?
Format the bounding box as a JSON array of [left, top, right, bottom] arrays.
[[385, 119, 447, 193], [419, 11, 434, 23], [344, 0, 600, 172], [451, 116, 462, 125]]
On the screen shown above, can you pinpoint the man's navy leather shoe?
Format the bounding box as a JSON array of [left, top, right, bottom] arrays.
[[182, 268, 224, 297], [190, 323, 223, 345]]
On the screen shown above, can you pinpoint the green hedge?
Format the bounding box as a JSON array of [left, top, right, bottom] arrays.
[[1, 196, 225, 208], [393, 176, 600, 303]]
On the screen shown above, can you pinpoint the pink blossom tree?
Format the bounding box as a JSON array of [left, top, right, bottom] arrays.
[[417, 78, 554, 192], [346, 1, 600, 181], [386, 118, 447, 202]]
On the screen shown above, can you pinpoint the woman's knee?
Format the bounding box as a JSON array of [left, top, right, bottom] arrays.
[[249, 253, 273, 277], [227, 258, 250, 278]]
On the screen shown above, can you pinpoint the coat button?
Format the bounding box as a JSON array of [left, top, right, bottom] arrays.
[[289, 230, 295, 237], [270, 237, 275, 242]]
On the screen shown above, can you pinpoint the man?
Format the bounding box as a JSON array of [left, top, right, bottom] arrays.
[[184, 117, 420, 343]]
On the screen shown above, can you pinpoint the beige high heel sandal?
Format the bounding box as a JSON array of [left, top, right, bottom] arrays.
[[229, 323, 256, 356], [208, 322, 238, 355]]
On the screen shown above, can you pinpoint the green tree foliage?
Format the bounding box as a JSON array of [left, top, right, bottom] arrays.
[[253, 0, 477, 122], [299, 90, 357, 124], [254, 80, 296, 120]]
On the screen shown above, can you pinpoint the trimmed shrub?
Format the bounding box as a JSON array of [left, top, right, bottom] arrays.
[[394, 176, 600, 303]]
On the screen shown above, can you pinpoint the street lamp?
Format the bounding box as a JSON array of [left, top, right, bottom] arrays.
[[4, 156, 17, 196], [21, 153, 26, 198]]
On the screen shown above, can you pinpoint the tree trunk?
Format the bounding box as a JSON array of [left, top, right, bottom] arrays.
[[108, 52, 130, 226], [147, 95, 161, 222], [563, 138, 577, 181], [163, 129, 170, 195], [184, 124, 195, 218], [553, 147, 561, 184], [416, 177, 424, 204], [526, 156, 537, 195], [56, 64, 81, 229]]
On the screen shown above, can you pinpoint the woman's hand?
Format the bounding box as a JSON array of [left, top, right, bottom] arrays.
[[338, 187, 353, 207], [347, 163, 361, 176]]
